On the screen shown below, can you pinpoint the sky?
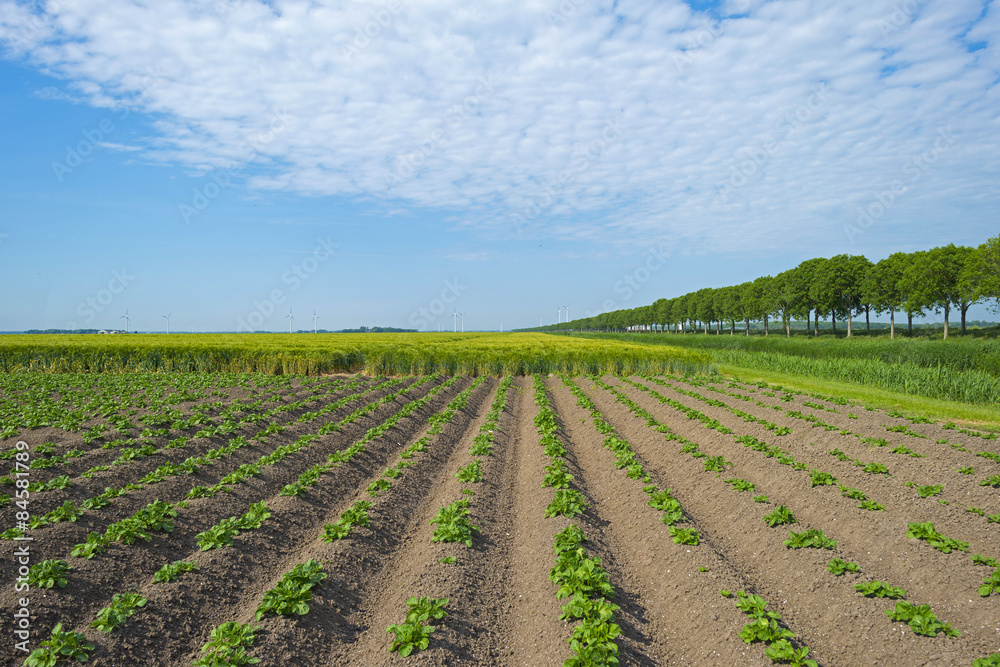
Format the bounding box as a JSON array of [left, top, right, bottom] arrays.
[[1, 0, 998, 332]]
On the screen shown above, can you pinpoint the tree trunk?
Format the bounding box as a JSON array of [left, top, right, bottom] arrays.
[[943, 303, 949, 339], [908, 312, 913, 335], [814, 310, 819, 336], [785, 317, 790, 337], [745, 318, 750, 336], [961, 305, 968, 334], [847, 312, 852, 338], [831, 313, 837, 335], [764, 314, 769, 336], [890, 309, 895, 340], [865, 306, 870, 333], [730, 320, 735, 335]]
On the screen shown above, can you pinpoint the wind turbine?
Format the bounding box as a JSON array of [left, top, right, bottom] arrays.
[[557, 306, 562, 324], [121, 309, 131, 333], [564, 305, 569, 323], [162, 313, 171, 334], [459, 312, 466, 333], [312, 311, 319, 334], [452, 309, 458, 333], [286, 308, 294, 333], [539, 315, 542, 327]]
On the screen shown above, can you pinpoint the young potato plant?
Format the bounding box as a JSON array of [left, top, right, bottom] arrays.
[[90, 592, 147, 632], [731, 591, 817, 667], [808, 470, 837, 487], [972, 555, 999, 567], [153, 559, 200, 583], [455, 459, 482, 483], [981, 475, 1000, 488], [255, 560, 327, 620], [193, 622, 261, 667], [24, 623, 94, 667], [543, 461, 574, 489], [669, 526, 700, 546], [854, 581, 907, 599], [724, 478, 755, 493], [828, 558, 860, 576], [545, 488, 590, 519], [27, 559, 72, 589], [387, 597, 448, 657], [906, 522, 968, 554], [784, 528, 837, 550], [885, 601, 960, 638], [979, 568, 1000, 597], [647, 488, 684, 525], [430, 499, 480, 547], [323, 500, 373, 541], [762, 505, 797, 527]]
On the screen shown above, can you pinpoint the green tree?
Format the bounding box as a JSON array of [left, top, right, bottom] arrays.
[[812, 254, 872, 337], [903, 245, 970, 339], [979, 234, 1000, 307], [863, 253, 908, 339]]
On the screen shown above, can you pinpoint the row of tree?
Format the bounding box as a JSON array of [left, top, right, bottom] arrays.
[[545, 236, 1000, 339]]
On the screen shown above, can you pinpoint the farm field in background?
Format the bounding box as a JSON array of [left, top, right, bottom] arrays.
[[1, 371, 998, 666], [0, 332, 709, 377]]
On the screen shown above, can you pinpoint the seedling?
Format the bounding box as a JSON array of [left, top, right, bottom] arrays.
[[153, 559, 200, 583], [784, 528, 837, 550], [752, 495, 769, 503], [809, 470, 837, 487], [669, 526, 700, 546], [762, 505, 797, 527], [27, 559, 72, 589], [972, 555, 1000, 567], [906, 522, 968, 554], [858, 500, 885, 511], [916, 484, 944, 498], [24, 623, 94, 667], [455, 460, 482, 483], [719, 589, 731, 597], [439, 556, 456, 564], [854, 581, 906, 599], [430, 499, 480, 547], [724, 478, 755, 492], [765, 639, 818, 667], [255, 560, 327, 620], [885, 601, 959, 638], [828, 558, 860, 576], [703, 455, 733, 473], [979, 569, 1000, 597], [959, 466, 974, 475], [839, 485, 866, 501], [545, 488, 589, 519], [90, 592, 147, 632], [193, 622, 260, 667], [981, 475, 1000, 488]]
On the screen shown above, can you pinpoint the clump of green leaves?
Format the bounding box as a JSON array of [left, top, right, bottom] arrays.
[[979, 568, 1000, 597], [809, 470, 837, 487], [858, 500, 885, 511], [784, 528, 837, 550], [28, 559, 71, 589], [762, 505, 797, 527], [972, 554, 999, 567], [906, 522, 968, 554], [197, 502, 271, 551], [455, 460, 482, 483], [24, 623, 94, 667], [646, 488, 683, 525], [669, 526, 700, 546], [193, 622, 260, 666], [545, 488, 589, 519], [959, 466, 974, 475], [90, 592, 147, 632], [828, 558, 860, 576], [153, 559, 199, 583], [854, 581, 906, 599], [885, 601, 959, 638], [255, 560, 327, 620], [323, 500, 372, 541], [543, 461, 574, 489], [916, 484, 944, 498], [430, 499, 479, 547], [838, 485, 867, 501], [981, 475, 1000, 488], [753, 495, 769, 503], [724, 478, 755, 492], [387, 597, 448, 657]]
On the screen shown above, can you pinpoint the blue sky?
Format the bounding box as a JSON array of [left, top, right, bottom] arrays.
[[1, 0, 998, 332]]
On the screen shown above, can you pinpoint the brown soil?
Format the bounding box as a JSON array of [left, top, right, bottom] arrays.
[[1, 373, 997, 667]]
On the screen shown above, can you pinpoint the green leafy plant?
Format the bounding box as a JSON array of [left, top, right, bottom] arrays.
[[858, 500, 885, 511], [971, 654, 1000, 667], [28, 559, 72, 589], [828, 558, 860, 576], [764, 639, 818, 667], [193, 622, 261, 667], [153, 559, 199, 583], [972, 555, 1000, 567], [854, 581, 906, 599], [959, 466, 974, 475], [323, 500, 372, 541], [255, 560, 326, 620], [387, 597, 448, 657], [906, 522, 968, 554], [753, 495, 769, 503], [838, 485, 867, 500], [24, 623, 94, 667], [439, 556, 456, 564], [916, 484, 944, 498], [808, 470, 837, 487], [885, 601, 959, 638], [724, 478, 755, 492], [784, 528, 837, 550], [455, 460, 482, 483], [430, 499, 480, 547], [762, 505, 797, 527], [545, 488, 590, 519], [981, 475, 1000, 488], [979, 568, 1000, 597], [90, 592, 147, 632], [70, 532, 109, 559], [668, 526, 700, 546]]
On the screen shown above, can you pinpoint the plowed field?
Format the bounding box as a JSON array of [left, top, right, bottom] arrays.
[[2, 372, 998, 666]]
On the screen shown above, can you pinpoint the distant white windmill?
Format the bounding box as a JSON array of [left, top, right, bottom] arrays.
[[312, 311, 319, 334], [162, 313, 171, 334], [459, 312, 466, 333], [564, 305, 569, 323], [539, 315, 543, 327], [452, 309, 458, 333], [286, 309, 294, 333], [557, 306, 561, 324], [121, 309, 131, 333]]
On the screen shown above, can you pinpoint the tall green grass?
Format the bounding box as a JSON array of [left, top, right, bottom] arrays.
[[0, 333, 710, 377], [566, 332, 1000, 406]]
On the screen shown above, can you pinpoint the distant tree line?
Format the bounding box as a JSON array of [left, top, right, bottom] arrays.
[[538, 235, 1000, 339]]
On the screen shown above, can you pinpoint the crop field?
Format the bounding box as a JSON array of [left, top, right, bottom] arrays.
[[1, 370, 999, 666]]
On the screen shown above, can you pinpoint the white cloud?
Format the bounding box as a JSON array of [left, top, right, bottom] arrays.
[[2, 0, 998, 253]]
